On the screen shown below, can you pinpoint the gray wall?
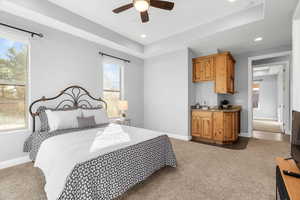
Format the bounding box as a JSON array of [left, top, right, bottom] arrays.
[[144, 49, 191, 138], [253, 75, 278, 120], [0, 12, 144, 162], [194, 82, 219, 106]]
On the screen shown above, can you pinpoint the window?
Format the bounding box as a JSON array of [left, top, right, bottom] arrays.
[[0, 36, 28, 131], [102, 56, 124, 118]]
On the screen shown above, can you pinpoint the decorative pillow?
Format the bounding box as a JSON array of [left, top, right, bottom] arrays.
[[45, 109, 82, 132], [77, 116, 96, 129], [81, 109, 109, 125], [37, 106, 50, 131]]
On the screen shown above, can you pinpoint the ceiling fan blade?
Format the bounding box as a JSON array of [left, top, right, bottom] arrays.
[[113, 3, 134, 13], [140, 11, 149, 23], [150, 0, 174, 10]]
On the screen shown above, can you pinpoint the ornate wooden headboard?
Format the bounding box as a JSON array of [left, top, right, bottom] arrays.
[[29, 85, 107, 132]]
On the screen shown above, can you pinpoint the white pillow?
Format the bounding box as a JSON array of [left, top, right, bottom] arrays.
[[45, 109, 82, 132], [81, 109, 109, 125]]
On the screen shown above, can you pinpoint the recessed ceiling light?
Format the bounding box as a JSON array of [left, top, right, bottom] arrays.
[[254, 37, 263, 42], [228, 0, 237, 2], [141, 34, 147, 38]]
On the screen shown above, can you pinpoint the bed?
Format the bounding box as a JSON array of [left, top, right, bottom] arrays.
[[23, 86, 176, 200]]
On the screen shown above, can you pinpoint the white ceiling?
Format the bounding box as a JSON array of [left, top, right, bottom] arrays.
[[1, 0, 298, 58], [47, 0, 263, 45], [187, 0, 298, 56]]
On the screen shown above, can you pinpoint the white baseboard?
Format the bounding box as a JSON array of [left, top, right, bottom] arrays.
[[167, 133, 192, 141], [168, 132, 250, 141], [253, 117, 277, 121], [239, 132, 251, 138], [0, 155, 31, 170]]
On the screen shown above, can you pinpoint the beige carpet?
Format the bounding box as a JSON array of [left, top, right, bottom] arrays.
[[0, 138, 289, 200], [253, 119, 283, 133]]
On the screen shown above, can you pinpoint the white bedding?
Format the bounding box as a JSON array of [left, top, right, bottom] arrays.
[[34, 123, 164, 200]]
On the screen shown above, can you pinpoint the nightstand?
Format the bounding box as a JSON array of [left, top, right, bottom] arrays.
[[113, 118, 131, 126]]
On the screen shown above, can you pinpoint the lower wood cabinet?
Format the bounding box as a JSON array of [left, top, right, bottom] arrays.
[[192, 109, 240, 144], [192, 111, 213, 139]]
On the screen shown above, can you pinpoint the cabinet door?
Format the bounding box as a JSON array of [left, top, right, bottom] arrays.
[[227, 57, 235, 94], [213, 112, 224, 141], [233, 112, 238, 140], [193, 57, 214, 82], [203, 57, 214, 81], [193, 62, 202, 82], [199, 112, 213, 139], [232, 111, 240, 140], [192, 114, 201, 137], [192, 111, 213, 139], [215, 54, 227, 93], [224, 113, 235, 141]]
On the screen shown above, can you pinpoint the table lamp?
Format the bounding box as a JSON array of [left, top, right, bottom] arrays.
[[118, 100, 128, 118]]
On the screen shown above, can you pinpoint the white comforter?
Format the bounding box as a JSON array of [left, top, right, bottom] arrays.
[[34, 123, 164, 200]]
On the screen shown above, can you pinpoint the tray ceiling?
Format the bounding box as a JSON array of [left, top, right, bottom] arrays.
[[47, 0, 263, 44]]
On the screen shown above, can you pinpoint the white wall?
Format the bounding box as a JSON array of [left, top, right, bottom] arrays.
[[0, 12, 144, 163], [293, 19, 300, 112], [144, 49, 191, 139], [3, 0, 144, 56], [253, 75, 278, 120], [229, 46, 291, 134]]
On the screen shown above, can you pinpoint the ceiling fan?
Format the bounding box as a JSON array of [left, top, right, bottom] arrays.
[[113, 0, 175, 23]]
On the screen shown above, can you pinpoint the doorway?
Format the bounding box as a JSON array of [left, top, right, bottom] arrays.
[[248, 52, 291, 141]]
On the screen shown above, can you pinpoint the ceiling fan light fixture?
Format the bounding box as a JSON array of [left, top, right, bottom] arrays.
[[134, 0, 150, 12]]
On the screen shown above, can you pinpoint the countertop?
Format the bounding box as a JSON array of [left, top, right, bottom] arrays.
[[191, 106, 241, 112]]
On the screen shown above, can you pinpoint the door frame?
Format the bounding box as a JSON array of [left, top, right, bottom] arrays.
[[251, 61, 289, 132], [247, 51, 291, 137]]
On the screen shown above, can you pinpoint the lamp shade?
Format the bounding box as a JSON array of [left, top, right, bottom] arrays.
[[118, 100, 128, 111]]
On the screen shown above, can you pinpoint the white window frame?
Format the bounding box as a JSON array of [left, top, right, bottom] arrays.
[[102, 56, 125, 119], [0, 29, 31, 134]]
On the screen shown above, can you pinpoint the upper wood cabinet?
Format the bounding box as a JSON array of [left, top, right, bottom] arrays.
[[193, 52, 235, 94], [193, 56, 214, 82], [214, 52, 235, 94]]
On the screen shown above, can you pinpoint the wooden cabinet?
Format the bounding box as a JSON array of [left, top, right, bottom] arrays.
[[215, 52, 235, 94], [193, 52, 235, 94], [192, 109, 240, 144], [224, 112, 236, 141], [213, 112, 224, 141], [193, 56, 214, 82], [192, 111, 213, 139]]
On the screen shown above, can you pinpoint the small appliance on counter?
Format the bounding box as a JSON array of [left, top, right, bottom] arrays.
[[191, 101, 210, 110], [193, 103, 201, 109], [220, 100, 232, 110], [201, 100, 210, 110]]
